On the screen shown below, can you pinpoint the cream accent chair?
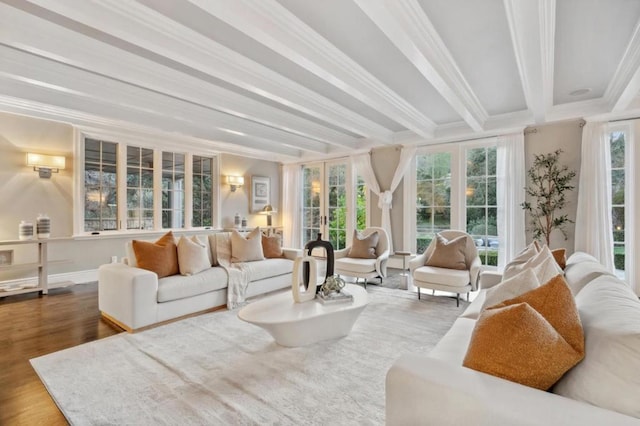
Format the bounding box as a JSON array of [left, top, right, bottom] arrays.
[[409, 230, 482, 306], [334, 227, 390, 288]]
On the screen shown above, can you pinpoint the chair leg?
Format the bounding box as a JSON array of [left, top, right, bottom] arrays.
[[418, 287, 421, 300], [456, 293, 460, 307]]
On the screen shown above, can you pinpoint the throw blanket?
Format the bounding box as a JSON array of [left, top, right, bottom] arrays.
[[215, 233, 250, 309]]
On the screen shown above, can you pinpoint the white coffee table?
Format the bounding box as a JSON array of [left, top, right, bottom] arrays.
[[238, 284, 368, 347]]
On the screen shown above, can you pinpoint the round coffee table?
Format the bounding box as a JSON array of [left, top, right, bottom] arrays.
[[238, 284, 368, 347]]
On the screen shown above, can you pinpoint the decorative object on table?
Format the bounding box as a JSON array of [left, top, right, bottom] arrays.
[[303, 233, 335, 293], [316, 289, 353, 305], [36, 213, 51, 238], [234, 212, 241, 228], [0, 249, 13, 266], [320, 275, 346, 296], [292, 256, 318, 303], [251, 175, 270, 213], [241, 217, 247, 228], [19, 220, 34, 240], [521, 149, 576, 246], [260, 204, 275, 226]]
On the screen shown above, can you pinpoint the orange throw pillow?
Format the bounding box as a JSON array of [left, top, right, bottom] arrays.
[[463, 275, 584, 390], [132, 231, 179, 278], [552, 248, 567, 270], [262, 234, 283, 258]]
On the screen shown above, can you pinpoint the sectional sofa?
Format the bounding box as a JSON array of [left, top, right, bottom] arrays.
[[386, 251, 640, 425], [98, 231, 299, 332]]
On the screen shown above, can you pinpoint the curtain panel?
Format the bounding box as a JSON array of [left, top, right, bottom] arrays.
[[281, 163, 301, 248]]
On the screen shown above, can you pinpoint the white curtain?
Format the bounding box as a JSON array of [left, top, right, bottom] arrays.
[[496, 132, 527, 270], [281, 164, 301, 248], [575, 122, 614, 271], [351, 145, 416, 253]]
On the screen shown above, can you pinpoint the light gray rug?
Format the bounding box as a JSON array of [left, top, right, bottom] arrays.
[[31, 287, 465, 425]]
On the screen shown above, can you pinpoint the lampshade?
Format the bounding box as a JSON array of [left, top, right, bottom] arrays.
[[261, 204, 274, 214], [26, 153, 66, 178], [226, 175, 244, 191]]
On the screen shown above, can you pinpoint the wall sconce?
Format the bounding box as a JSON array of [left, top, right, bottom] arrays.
[[260, 204, 276, 226], [226, 175, 244, 192], [27, 153, 66, 178]]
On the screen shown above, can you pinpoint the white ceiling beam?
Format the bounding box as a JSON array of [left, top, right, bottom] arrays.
[[0, 3, 358, 150], [354, 0, 486, 132], [0, 46, 328, 156], [21, 0, 392, 142], [188, 0, 436, 138], [605, 18, 640, 112], [503, 0, 555, 123]]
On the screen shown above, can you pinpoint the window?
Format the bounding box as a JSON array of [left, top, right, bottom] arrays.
[[84, 139, 118, 231], [465, 147, 497, 265], [78, 134, 218, 234], [192, 156, 214, 227], [415, 152, 451, 253], [355, 174, 367, 231], [161, 152, 185, 229], [610, 130, 626, 276], [327, 163, 347, 249], [126, 146, 154, 230]]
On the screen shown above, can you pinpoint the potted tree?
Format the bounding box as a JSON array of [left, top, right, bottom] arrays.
[[521, 149, 576, 246]]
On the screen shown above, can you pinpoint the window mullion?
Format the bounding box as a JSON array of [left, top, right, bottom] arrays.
[[184, 153, 193, 229], [116, 143, 127, 231], [153, 150, 163, 231]]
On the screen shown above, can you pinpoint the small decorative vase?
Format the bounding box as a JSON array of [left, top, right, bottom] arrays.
[[37, 213, 51, 239], [234, 213, 241, 228], [292, 256, 318, 303], [241, 217, 247, 228], [19, 220, 34, 240]]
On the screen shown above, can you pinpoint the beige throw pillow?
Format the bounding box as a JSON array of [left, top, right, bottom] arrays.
[[425, 234, 467, 270], [482, 268, 540, 311], [132, 231, 179, 278], [231, 227, 265, 263], [177, 236, 211, 276], [348, 230, 379, 259]]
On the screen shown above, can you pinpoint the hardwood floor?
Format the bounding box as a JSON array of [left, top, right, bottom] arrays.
[[0, 283, 120, 425]]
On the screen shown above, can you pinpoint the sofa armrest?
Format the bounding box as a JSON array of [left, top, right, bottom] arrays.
[[479, 270, 503, 289], [282, 248, 302, 260], [408, 251, 429, 272], [334, 247, 350, 259], [386, 355, 637, 426], [98, 263, 159, 331]]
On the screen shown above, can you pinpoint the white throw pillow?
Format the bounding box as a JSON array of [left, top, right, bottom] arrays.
[[503, 245, 555, 281], [505, 242, 539, 269], [177, 236, 211, 276], [553, 276, 640, 418], [533, 256, 563, 284], [482, 268, 540, 310], [231, 227, 265, 263]]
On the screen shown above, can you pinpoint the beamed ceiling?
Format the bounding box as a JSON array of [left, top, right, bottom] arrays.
[[2, 0, 640, 162]]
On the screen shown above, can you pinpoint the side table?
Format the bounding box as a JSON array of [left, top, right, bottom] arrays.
[[395, 251, 412, 290]]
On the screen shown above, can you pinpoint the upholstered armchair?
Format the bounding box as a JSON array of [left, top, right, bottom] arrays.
[[335, 227, 390, 288], [409, 230, 482, 306]]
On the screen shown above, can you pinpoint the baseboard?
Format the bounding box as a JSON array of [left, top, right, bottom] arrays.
[[0, 269, 98, 288]]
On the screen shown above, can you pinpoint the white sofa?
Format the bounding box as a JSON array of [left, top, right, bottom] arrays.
[[98, 232, 299, 332], [386, 252, 640, 425]]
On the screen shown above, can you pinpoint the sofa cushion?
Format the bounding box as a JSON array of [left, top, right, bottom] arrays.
[[335, 257, 376, 274], [132, 231, 179, 278], [425, 234, 468, 270], [157, 267, 228, 303], [429, 317, 476, 364], [262, 234, 283, 258], [563, 260, 615, 296], [241, 258, 294, 282], [348, 230, 379, 259], [177, 236, 211, 276], [565, 251, 598, 267], [482, 268, 539, 311], [553, 276, 640, 419], [231, 228, 265, 262], [414, 266, 470, 288]]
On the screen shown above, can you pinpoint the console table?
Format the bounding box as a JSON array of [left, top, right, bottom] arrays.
[[0, 239, 53, 297]]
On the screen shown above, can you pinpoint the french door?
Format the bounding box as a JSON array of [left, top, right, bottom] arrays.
[[301, 161, 349, 250]]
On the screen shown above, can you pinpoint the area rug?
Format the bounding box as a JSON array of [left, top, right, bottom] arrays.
[[31, 287, 466, 425]]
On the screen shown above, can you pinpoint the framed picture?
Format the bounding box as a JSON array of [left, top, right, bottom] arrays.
[[0, 250, 13, 266], [251, 176, 270, 213]]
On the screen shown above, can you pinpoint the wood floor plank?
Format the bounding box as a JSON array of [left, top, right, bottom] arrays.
[[0, 283, 120, 425]]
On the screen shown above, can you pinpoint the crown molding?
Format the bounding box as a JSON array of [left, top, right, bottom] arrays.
[[25, 0, 392, 141], [356, 0, 487, 131], [189, 0, 435, 138]]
